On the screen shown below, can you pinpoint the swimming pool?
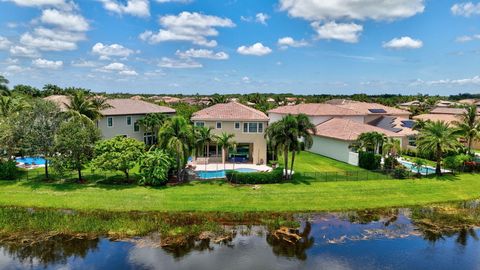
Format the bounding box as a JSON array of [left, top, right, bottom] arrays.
[[16, 157, 47, 166], [197, 168, 258, 179], [399, 160, 437, 175]]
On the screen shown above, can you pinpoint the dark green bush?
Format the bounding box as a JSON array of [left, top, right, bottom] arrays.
[[226, 168, 284, 184], [358, 151, 381, 170], [391, 165, 410, 179], [0, 160, 17, 180], [383, 156, 399, 170]]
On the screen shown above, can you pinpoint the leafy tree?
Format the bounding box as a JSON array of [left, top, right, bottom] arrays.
[[24, 99, 65, 179], [157, 116, 194, 180], [0, 95, 28, 117], [42, 84, 63, 96], [170, 102, 201, 119], [194, 126, 215, 158], [0, 113, 27, 160], [216, 132, 235, 170], [417, 121, 461, 176], [12, 84, 41, 97], [0, 75, 9, 95], [139, 149, 174, 186], [93, 136, 144, 181], [209, 94, 228, 105], [53, 115, 100, 181], [453, 105, 480, 155], [289, 114, 316, 177]]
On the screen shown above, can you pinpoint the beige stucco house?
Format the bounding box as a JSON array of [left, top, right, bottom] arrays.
[[191, 102, 268, 165], [44, 95, 175, 144]]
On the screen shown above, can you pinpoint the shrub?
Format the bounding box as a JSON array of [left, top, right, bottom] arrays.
[[226, 168, 284, 184], [383, 156, 399, 170], [0, 160, 17, 180], [391, 165, 410, 179], [358, 151, 381, 170], [139, 149, 174, 186], [444, 154, 473, 172]]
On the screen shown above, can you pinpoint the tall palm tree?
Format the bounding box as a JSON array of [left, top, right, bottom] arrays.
[[383, 137, 402, 157], [138, 113, 167, 145], [265, 114, 298, 179], [157, 116, 194, 180], [417, 121, 461, 176], [356, 132, 387, 154], [90, 96, 111, 120], [454, 105, 480, 155], [194, 126, 215, 159], [289, 114, 316, 177], [66, 91, 103, 121], [216, 132, 235, 170]]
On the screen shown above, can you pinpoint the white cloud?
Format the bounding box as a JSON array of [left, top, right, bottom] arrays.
[[413, 75, 480, 86], [32, 58, 63, 69], [237, 42, 272, 56], [9, 45, 40, 58], [451, 2, 480, 17], [456, 34, 480, 42], [255, 13, 270, 25], [155, 0, 192, 2], [71, 59, 97, 67], [92, 43, 135, 59], [20, 30, 82, 51], [242, 76, 251, 83], [158, 57, 202, 68], [139, 11, 235, 47], [0, 36, 12, 50], [99, 0, 150, 17], [5, 65, 28, 73], [40, 9, 89, 32], [277, 36, 309, 49], [279, 0, 425, 21], [311, 21, 363, 43], [175, 48, 229, 60], [383, 36, 423, 49], [98, 62, 138, 75], [6, 0, 75, 10]]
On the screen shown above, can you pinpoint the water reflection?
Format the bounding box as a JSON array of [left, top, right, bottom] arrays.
[[2, 202, 480, 269]]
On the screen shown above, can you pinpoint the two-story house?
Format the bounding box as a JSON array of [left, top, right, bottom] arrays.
[[191, 102, 268, 165]]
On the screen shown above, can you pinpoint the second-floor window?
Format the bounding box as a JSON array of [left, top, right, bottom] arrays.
[[195, 122, 205, 127], [234, 122, 240, 129], [134, 121, 140, 132], [126, 116, 132, 126], [216, 122, 222, 129], [107, 117, 113, 127], [243, 122, 264, 133]]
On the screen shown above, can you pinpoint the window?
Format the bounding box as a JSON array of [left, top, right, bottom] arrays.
[[248, 122, 258, 133], [134, 121, 140, 132], [107, 117, 113, 127], [126, 116, 132, 126], [234, 122, 240, 129], [243, 123, 248, 133], [258, 123, 264, 133], [195, 122, 205, 127], [216, 122, 222, 129], [144, 132, 156, 145]]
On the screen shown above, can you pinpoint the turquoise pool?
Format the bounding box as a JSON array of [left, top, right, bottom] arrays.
[[197, 168, 258, 179], [399, 160, 437, 175], [16, 157, 47, 165]]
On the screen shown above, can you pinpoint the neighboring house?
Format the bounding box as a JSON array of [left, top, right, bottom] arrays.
[[398, 100, 423, 110], [268, 100, 415, 165], [44, 95, 176, 144], [191, 102, 268, 165]]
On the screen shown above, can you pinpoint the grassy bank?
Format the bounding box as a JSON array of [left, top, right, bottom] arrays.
[[1, 174, 480, 212]]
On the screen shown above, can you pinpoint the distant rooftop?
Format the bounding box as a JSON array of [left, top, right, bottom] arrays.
[[313, 118, 403, 141], [267, 103, 363, 116], [413, 114, 462, 124], [191, 102, 268, 121], [325, 99, 410, 115]]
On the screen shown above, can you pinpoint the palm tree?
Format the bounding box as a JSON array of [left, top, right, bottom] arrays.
[[289, 114, 316, 177], [194, 126, 215, 159], [265, 114, 298, 179], [356, 132, 387, 154], [157, 116, 194, 180], [0, 96, 28, 117], [90, 96, 111, 120], [383, 137, 402, 157], [216, 132, 235, 170], [417, 121, 461, 176], [138, 113, 167, 145], [0, 75, 9, 95], [454, 105, 480, 155], [66, 91, 107, 121]]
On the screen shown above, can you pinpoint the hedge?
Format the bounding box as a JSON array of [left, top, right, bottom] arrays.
[[358, 151, 381, 170], [226, 168, 284, 184], [0, 160, 17, 180]]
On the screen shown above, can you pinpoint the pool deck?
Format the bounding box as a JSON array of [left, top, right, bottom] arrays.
[[192, 163, 272, 172]]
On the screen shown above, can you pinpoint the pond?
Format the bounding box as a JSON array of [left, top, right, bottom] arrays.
[[2, 202, 480, 269]]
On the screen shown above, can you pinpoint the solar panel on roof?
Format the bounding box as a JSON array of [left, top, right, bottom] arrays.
[[401, 120, 415, 128], [368, 109, 387, 113]]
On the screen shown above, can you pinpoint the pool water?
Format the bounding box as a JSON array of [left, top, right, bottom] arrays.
[[16, 157, 47, 165], [197, 168, 258, 179], [399, 160, 436, 175]]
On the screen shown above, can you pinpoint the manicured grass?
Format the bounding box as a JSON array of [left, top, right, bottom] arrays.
[[0, 174, 480, 212], [279, 151, 369, 173]]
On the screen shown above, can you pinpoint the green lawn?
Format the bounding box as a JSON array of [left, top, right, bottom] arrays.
[[279, 151, 369, 172], [1, 174, 479, 212]]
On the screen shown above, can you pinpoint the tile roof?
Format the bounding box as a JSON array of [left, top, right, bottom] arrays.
[[101, 99, 175, 116], [268, 103, 363, 116], [430, 107, 468, 115], [44, 95, 175, 116], [413, 114, 462, 124], [330, 100, 410, 115], [191, 102, 268, 121], [313, 118, 403, 141]]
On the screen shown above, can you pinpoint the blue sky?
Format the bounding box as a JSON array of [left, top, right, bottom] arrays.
[[0, 0, 480, 95]]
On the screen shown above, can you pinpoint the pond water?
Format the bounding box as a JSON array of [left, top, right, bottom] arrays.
[[2, 203, 480, 269]]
